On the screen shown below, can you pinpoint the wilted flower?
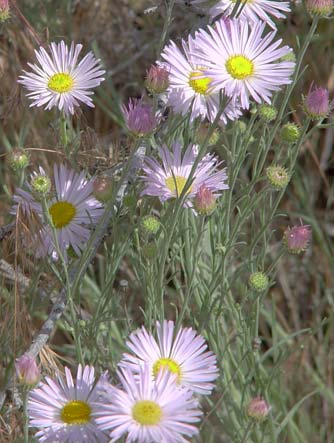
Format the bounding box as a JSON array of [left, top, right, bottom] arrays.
[[281, 123, 300, 143], [306, 0, 333, 17], [266, 165, 290, 190], [122, 98, 159, 136], [247, 397, 271, 421], [18, 41, 105, 115], [284, 224, 312, 254], [249, 272, 269, 292], [15, 354, 40, 386], [9, 148, 29, 171], [303, 85, 332, 120], [194, 185, 216, 215], [145, 64, 169, 94]]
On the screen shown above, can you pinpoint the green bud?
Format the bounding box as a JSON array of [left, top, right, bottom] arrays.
[[143, 242, 158, 259], [249, 272, 269, 292], [266, 165, 290, 190], [31, 174, 51, 194], [141, 215, 160, 235], [9, 148, 29, 171], [281, 123, 300, 144], [259, 105, 278, 123]]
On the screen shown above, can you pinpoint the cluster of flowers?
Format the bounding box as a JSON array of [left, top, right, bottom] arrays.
[[19, 321, 219, 442]]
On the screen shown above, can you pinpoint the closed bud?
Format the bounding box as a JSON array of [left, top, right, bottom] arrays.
[[306, 0, 333, 17], [247, 397, 271, 421], [281, 123, 300, 144], [122, 98, 159, 137], [266, 165, 290, 190], [0, 0, 9, 22], [93, 176, 113, 203], [259, 105, 278, 123], [145, 64, 169, 94], [15, 354, 40, 386], [303, 85, 332, 120], [249, 272, 269, 292], [194, 185, 216, 215], [284, 224, 312, 254], [9, 148, 29, 171], [143, 242, 158, 259], [141, 215, 160, 235]]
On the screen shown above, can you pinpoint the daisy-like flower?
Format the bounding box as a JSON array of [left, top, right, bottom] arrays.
[[18, 40, 105, 115], [11, 164, 104, 260], [120, 320, 218, 395], [28, 364, 109, 443], [188, 0, 290, 29], [141, 142, 228, 207], [195, 18, 295, 109], [161, 34, 242, 123], [95, 365, 202, 443]]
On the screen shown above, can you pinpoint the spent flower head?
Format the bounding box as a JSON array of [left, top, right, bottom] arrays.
[[0, 0, 9, 21], [303, 84, 333, 120], [31, 168, 51, 195], [266, 165, 290, 190], [15, 354, 40, 386], [284, 224, 312, 254], [93, 176, 113, 203], [194, 185, 217, 215], [18, 41, 105, 115], [9, 148, 29, 171]]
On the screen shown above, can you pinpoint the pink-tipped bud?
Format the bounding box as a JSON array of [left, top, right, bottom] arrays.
[[306, 0, 333, 17], [284, 224, 312, 254], [304, 85, 332, 120], [247, 397, 271, 421], [194, 185, 216, 215], [93, 176, 113, 203], [15, 354, 40, 386], [145, 64, 169, 94], [122, 98, 159, 137], [0, 0, 9, 22]]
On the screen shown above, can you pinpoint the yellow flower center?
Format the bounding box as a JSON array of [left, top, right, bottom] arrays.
[[152, 358, 182, 382], [49, 201, 76, 229], [165, 175, 192, 197], [189, 70, 212, 95], [132, 400, 162, 426], [225, 55, 254, 80], [60, 400, 91, 425], [48, 73, 74, 93]]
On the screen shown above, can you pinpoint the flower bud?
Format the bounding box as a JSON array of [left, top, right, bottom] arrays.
[[284, 224, 312, 254], [0, 0, 9, 22], [141, 215, 160, 235], [259, 105, 278, 123], [145, 64, 169, 94], [122, 98, 159, 137], [9, 148, 29, 171], [93, 176, 113, 203], [31, 170, 51, 195], [249, 272, 269, 292], [306, 0, 333, 17], [194, 185, 216, 215], [281, 123, 300, 144], [15, 354, 40, 386], [266, 165, 290, 190], [303, 85, 332, 120], [143, 242, 158, 259], [246, 397, 271, 421]]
